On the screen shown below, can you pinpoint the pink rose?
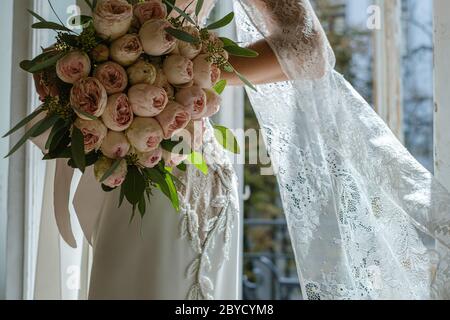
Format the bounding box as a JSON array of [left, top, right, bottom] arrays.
[[94, 157, 128, 188], [175, 86, 207, 120], [110, 34, 143, 66], [94, 61, 128, 95], [128, 83, 168, 117], [133, 0, 167, 25], [100, 131, 130, 159], [137, 147, 163, 168], [162, 150, 187, 168], [102, 93, 134, 131], [139, 19, 176, 56], [93, 0, 133, 41], [70, 77, 107, 120], [56, 51, 91, 84], [163, 55, 194, 86], [127, 59, 157, 85], [126, 117, 164, 152], [91, 44, 110, 62], [193, 54, 221, 88], [154, 67, 175, 99], [155, 101, 191, 139], [172, 26, 202, 60], [203, 88, 221, 118], [74, 118, 108, 153]]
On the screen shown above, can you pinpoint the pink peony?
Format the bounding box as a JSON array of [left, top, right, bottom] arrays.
[[56, 51, 91, 84], [163, 55, 194, 86], [70, 77, 107, 120], [94, 157, 128, 188], [193, 54, 221, 88], [100, 131, 130, 159], [126, 117, 164, 152], [128, 83, 168, 117], [91, 44, 110, 62], [102, 93, 134, 131], [139, 19, 176, 56], [110, 33, 143, 66], [74, 118, 108, 153], [127, 59, 157, 85], [172, 26, 202, 60], [133, 0, 167, 25], [94, 61, 128, 95], [137, 147, 163, 168], [155, 101, 191, 139], [93, 0, 133, 41], [175, 86, 207, 120], [203, 88, 222, 118]]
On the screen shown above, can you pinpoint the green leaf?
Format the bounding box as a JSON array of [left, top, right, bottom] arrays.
[[68, 15, 92, 28], [49, 126, 70, 154], [43, 146, 71, 160], [176, 162, 187, 172], [138, 195, 146, 218], [92, 0, 98, 9], [2, 107, 43, 138], [163, 0, 196, 25], [123, 166, 146, 205], [143, 168, 179, 211], [27, 9, 46, 22], [186, 151, 208, 175], [32, 21, 72, 32], [84, 0, 94, 10], [165, 27, 198, 43], [235, 69, 257, 92], [45, 118, 67, 150], [219, 37, 239, 47], [213, 125, 241, 154], [28, 51, 66, 73], [71, 126, 86, 173], [118, 184, 125, 208], [213, 79, 227, 95], [72, 106, 98, 120], [101, 184, 116, 192], [31, 114, 60, 138], [195, 0, 204, 16], [160, 139, 192, 155], [224, 45, 259, 57], [222, 63, 234, 73], [207, 12, 234, 30], [164, 171, 179, 211], [100, 158, 123, 183], [164, 0, 176, 15], [4, 117, 46, 158]]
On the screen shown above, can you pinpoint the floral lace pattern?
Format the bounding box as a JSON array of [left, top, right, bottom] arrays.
[[236, 0, 450, 299], [174, 122, 238, 300]]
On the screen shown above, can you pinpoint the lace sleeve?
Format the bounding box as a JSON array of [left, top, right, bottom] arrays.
[[238, 0, 335, 80]]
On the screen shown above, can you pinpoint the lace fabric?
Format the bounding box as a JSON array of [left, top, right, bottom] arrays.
[[236, 0, 450, 299]]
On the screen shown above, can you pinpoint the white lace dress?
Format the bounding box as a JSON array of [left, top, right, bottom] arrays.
[[86, 122, 240, 300]]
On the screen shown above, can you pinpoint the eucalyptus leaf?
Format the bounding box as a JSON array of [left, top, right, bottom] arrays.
[[27, 9, 46, 22], [71, 126, 86, 173], [28, 51, 66, 73], [165, 27, 198, 43], [163, 0, 196, 25], [206, 12, 234, 30], [219, 37, 239, 47], [49, 127, 70, 154], [213, 79, 227, 95], [164, 171, 180, 211], [30, 114, 59, 138], [100, 158, 123, 183], [32, 21, 72, 32], [72, 106, 98, 120], [235, 70, 257, 92], [224, 45, 259, 57], [186, 151, 208, 175], [84, 0, 94, 10], [68, 15, 92, 28], [164, 0, 176, 15], [2, 107, 43, 138], [161, 139, 192, 155], [45, 118, 67, 150], [4, 118, 46, 158], [176, 162, 187, 172], [195, 0, 204, 16], [213, 125, 241, 154]]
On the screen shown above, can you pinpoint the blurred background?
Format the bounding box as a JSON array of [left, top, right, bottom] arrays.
[[0, 0, 447, 300]]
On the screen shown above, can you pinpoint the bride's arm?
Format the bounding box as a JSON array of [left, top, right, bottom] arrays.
[[224, 0, 330, 85], [222, 39, 288, 85]]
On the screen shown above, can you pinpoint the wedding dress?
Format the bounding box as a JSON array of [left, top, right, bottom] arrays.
[[32, 0, 450, 300]]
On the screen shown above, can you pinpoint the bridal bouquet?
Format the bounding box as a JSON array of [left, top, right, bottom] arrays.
[[4, 0, 257, 217]]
